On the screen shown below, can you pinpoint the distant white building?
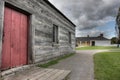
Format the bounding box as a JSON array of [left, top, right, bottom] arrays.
[[76, 34, 111, 46]]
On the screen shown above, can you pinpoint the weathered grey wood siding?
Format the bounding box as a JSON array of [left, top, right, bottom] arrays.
[[0, 0, 4, 67], [0, 0, 75, 64]]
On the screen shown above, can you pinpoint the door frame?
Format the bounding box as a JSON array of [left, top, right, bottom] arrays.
[[0, 1, 35, 69], [91, 41, 95, 46]]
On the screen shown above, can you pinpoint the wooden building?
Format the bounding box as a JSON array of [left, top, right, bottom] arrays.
[[0, 0, 76, 70]]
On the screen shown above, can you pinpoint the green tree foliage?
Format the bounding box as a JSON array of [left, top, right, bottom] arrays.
[[116, 8, 120, 47], [111, 37, 117, 44]]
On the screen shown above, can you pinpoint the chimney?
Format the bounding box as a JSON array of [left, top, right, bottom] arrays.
[[87, 35, 89, 37], [100, 34, 103, 37]]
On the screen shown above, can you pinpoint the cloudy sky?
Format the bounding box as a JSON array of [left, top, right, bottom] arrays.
[[49, 0, 120, 39]]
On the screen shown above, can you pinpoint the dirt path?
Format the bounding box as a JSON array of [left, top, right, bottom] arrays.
[[50, 50, 106, 80]]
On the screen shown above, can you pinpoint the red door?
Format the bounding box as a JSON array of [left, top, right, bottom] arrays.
[[1, 7, 28, 69]]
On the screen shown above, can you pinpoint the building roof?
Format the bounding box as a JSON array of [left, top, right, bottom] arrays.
[[76, 34, 110, 41], [44, 0, 76, 27]]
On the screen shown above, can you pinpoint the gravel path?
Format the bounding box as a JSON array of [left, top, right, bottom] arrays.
[[50, 50, 107, 80]]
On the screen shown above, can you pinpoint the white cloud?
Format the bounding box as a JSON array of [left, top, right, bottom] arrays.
[[49, 0, 120, 38]]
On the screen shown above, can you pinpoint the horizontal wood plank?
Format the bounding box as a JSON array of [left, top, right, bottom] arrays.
[[2, 67, 71, 80]]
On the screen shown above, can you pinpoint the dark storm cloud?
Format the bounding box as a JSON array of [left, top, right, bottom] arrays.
[[49, 0, 120, 37]]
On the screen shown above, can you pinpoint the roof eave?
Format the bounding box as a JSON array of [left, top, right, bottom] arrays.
[[44, 0, 76, 27]]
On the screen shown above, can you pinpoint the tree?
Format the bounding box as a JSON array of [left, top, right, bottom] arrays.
[[116, 7, 120, 47], [111, 37, 117, 44]]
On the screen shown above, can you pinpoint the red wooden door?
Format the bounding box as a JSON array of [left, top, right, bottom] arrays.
[[1, 7, 28, 69]]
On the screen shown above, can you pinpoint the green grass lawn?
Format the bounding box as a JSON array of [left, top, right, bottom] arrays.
[[76, 46, 120, 50], [94, 52, 120, 80], [37, 53, 75, 68]]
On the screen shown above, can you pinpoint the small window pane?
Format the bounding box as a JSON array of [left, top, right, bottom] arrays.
[[69, 32, 71, 44], [53, 25, 58, 43]]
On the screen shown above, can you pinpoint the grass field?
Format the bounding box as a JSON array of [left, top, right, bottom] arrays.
[[94, 52, 120, 80], [76, 46, 120, 50]]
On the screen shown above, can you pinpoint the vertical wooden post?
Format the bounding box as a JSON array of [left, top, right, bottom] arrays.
[[0, 0, 4, 69], [28, 15, 35, 64]]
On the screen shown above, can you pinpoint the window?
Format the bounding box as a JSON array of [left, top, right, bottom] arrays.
[[53, 25, 58, 43], [69, 32, 71, 44]]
